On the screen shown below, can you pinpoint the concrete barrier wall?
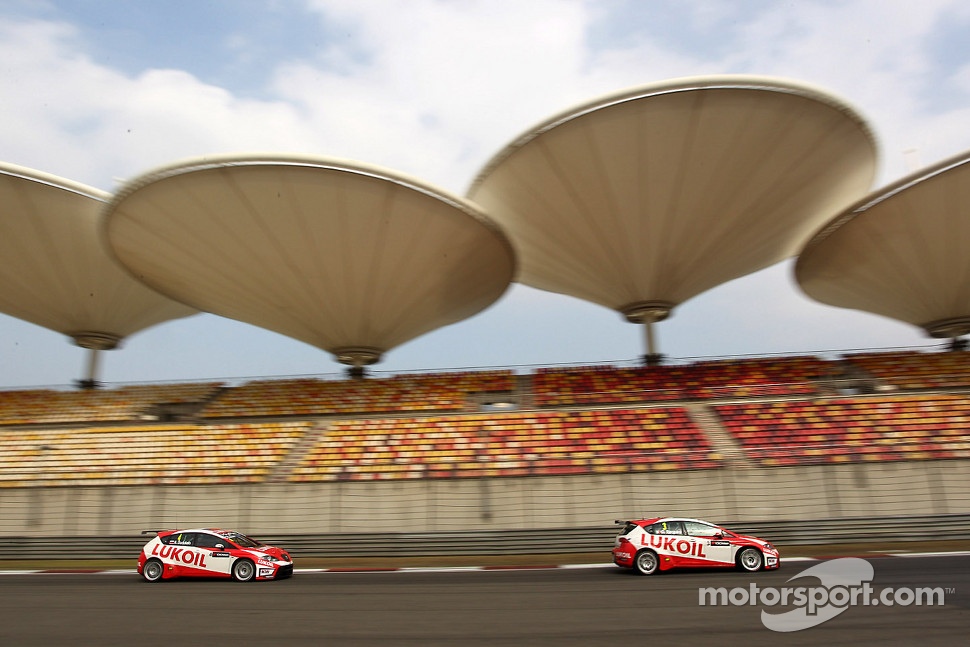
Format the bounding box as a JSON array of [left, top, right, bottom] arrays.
[[2, 459, 969, 537]]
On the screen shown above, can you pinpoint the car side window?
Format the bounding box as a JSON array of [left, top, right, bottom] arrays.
[[195, 533, 227, 549], [647, 521, 685, 535], [161, 532, 197, 546], [683, 522, 721, 537]]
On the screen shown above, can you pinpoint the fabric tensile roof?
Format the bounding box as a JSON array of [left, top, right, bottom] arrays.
[[796, 149, 970, 340], [0, 163, 198, 381], [467, 75, 878, 357], [102, 154, 516, 368]]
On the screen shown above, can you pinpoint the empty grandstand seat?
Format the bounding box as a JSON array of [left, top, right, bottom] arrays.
[[0, 420, 310, 487], [291, 406, 721, 481], [715, 394, 970, 467]]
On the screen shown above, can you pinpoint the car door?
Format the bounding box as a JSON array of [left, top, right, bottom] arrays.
[[682, 521, 734, 566], [157, 532, 210, 577], [643, 520, 696, 567], [194, 531, 234, 577]]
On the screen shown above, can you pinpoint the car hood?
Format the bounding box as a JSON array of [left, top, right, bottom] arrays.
[[736, 534, 774, 549], [248, 545, 290, 561]]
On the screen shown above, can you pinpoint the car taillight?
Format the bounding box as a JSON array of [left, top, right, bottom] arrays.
[[618, 537, 631, 545]]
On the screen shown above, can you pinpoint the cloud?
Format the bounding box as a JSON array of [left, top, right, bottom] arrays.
[[0, 1, 965, 385], [726, 0, 970, 180], [0, 17, 311, 188], [281, 0, 601, 190]]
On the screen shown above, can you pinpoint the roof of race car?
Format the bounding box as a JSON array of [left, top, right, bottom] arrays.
[[145, 528, 238, 536], [625, 517, 721, 526]]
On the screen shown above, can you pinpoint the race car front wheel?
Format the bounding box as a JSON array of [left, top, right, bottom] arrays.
[[232, 559, 256, 582], [142, 558, 164, 583], [737, 548, 763, 572], [634, 549, 659, 576]]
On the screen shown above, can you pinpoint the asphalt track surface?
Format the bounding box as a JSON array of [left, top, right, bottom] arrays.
[[0, 555, 966, 646]]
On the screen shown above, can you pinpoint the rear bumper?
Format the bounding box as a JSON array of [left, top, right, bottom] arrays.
[[612, 546, 635, 568]]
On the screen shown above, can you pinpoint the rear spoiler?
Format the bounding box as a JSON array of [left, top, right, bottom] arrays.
[[140, 529, 172, 536]]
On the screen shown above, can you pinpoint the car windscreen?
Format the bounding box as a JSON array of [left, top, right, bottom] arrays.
[[221, 532, 262, 548], [617, 522, 639, 535]]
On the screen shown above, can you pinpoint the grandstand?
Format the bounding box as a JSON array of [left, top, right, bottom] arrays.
[[1, 347, 969, 537], [199, 371, 515, 418], [716, 394, 970, 467], [0, 382, 224, 425], [0, 421, 307, 487], [1, 348, 968, 487], [533, 355, 829, 406], [291, 407, 719, 482]]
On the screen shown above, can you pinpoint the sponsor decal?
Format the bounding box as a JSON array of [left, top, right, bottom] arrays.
[[641, 534, 707, 558], [166, 534, 193, 546], [151, 543, 208, 568], [710, 541, 731, 546], [259, 568, 274, 577], [212, 552, 231, 557]]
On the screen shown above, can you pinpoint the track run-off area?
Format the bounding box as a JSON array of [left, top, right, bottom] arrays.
[[1, 554, 967, 646]]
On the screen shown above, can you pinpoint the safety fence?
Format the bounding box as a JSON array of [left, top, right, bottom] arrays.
[[1, 513, 969, 561]]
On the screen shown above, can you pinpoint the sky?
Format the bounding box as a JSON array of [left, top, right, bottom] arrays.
[[1, 0, 969, 388]]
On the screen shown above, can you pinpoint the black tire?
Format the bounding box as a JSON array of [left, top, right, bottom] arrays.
[[737, 547, 763, 572], [142, 558, 164, 583], [634, 549, 659, 576], [232, 558, 256, 582]]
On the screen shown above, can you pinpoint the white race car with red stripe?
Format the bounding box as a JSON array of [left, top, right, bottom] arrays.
[[137, 528, 293, 582], [613, 517, 780, 575]]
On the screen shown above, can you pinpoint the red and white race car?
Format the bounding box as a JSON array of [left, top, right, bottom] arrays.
[[137, 528, 293, 582], [613, 517, 780, 575]]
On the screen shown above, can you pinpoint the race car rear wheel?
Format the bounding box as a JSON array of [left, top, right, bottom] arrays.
[[142, 558, 164, 583], [232, 558, 255, 582], [737, 547, 763, 572], [634, 549, 659, 576]]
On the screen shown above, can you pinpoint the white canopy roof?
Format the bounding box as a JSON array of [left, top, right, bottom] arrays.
[[0, 163, 197, 351], [467, 76, 878, 329], [102, 154, 515, 366], [796, 149, 970, 339]]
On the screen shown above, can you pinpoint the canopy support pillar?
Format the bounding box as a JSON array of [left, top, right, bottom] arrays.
[[69, 331, 121, 389], [334, 346, 384, 380], [621, 301, 674, 367]]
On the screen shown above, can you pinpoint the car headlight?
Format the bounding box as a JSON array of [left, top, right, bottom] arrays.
[[261, 555, 279, 562]]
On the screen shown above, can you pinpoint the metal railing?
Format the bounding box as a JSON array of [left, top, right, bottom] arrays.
[[2, 513, 968, 561]]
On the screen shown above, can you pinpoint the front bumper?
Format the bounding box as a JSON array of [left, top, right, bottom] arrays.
[[256, 562, 294, 580], [274, 564, 294, 579]]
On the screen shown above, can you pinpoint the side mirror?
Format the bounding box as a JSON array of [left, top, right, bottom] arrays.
[[215, 544, 225, 549], [713, 533, 723, 539]]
